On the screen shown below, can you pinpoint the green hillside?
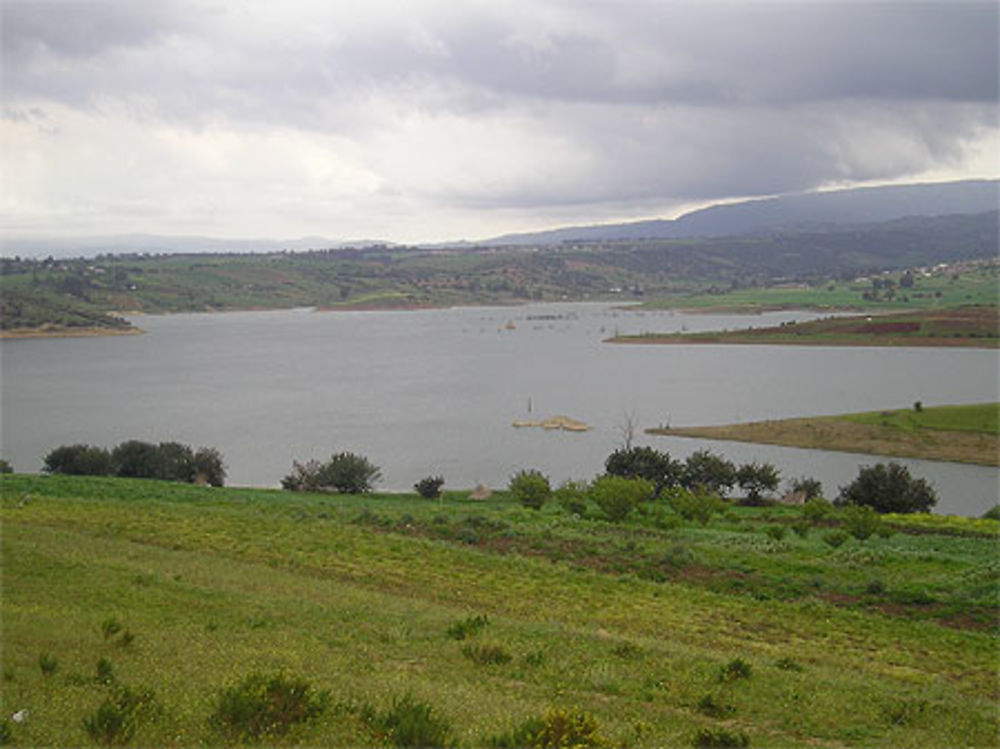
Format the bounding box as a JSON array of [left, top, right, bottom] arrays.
[[1, 474, 996, 747]]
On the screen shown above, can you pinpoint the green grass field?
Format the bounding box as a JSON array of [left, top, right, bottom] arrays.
[[1, 474, 997, 747]]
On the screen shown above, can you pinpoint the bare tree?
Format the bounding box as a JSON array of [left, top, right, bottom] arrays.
[[619, 409, 638, 450]]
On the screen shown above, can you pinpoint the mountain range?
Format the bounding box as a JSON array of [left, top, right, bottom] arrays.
[[4, 179, 996, 257]]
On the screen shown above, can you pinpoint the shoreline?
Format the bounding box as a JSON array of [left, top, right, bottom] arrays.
[[0, 326, 144, 340]]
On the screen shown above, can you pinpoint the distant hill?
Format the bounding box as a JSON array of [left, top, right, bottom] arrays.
[[480, 179, 999, 246]]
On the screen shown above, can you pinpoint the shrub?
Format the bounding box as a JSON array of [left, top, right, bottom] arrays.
[[981, 504, 1000, 520], [837, 462, 937, 513], [462, 642, 512, 665], [788, 476, 823, 501], [509, 469, 551, 510], [414, 476, 444, 499], [101, 618, 122, 640], [790, 520, 811, 538], [281, 459, 324, 492], [39, 652, 58, 676], [43, 444, 112, 476], [0, 718, 11, 745], [319, 452, 381, 493], [605, 446, 681, 496], [589, 475, 653, 521], [82, 685, 156, 746], [693, 727, 750, 748], [209, 672, 329, 742], [553, 479, 589, 515], [363, 694, 451, 748], [151, 441, 195, 482], [96, 658, 115, 685], [446, 614, 489, 640], [491, 708, 603, 749], [696, 693, 734, 718], [763, 525, 786, 542], [802, 497, 833, 523], [735, 462, 780, 503], [681, 450, 737, 496], [718, 658, 752, 682], [0, 458, 12, 474], [668, 487, 724, 525], [842, 504, 885, 541], [193, 447, 227, 486], [865, 579, 886, 595], [823, 530, 849, 548]]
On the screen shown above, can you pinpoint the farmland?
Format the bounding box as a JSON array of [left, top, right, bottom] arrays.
[[1, 473, 997, 747]]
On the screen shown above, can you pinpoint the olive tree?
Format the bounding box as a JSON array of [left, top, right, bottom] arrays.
[[837, 462, 936, 514]]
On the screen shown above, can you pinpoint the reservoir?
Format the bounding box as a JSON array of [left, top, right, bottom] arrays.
[[1, 303, 997, 515]]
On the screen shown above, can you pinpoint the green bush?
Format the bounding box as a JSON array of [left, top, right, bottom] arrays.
[[837, 462, 937, 513], [209, 672, 329, 742], [509, 469, 551, 510], [96, 658, 115, 685], [802, 497, 833, 523], [0, 458, 12, 474], [668, 487, 724, 525], [763, 525, 786, 542], [842, 504, 885, 542], [718, 657, 752, 682], [282, 453, 381, 493], [446, 614, 489, 640], [414, 475, 445, 499], [681, 450, 737, 496], [491, 708, 603, 748], [82, 685, 156, 746], [697, 693, 734, 718], [39, 652, 58, 676], [693, 727, 750, 748], [193, 447, 227, 486], [981, 504, 1000, 520], [101, 618, 122, 640], [590, 475, 653, 521], [363, 694, 451, 748], [823, 530, 849, 548], [553, 479, 589, 515], [605, 446, 681, 496], [735, 462, 780, 503], [462, 642, 512, 665]]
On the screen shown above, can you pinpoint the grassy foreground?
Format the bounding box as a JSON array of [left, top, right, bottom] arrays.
[[1, 474, 997, 747], [651, 403, 1000, 467], [609, 306, 999, 348]]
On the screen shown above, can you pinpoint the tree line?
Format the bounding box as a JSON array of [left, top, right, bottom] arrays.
[[41, 441, 226, 486]]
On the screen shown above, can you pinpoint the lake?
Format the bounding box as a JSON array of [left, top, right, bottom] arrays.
[[1, 303, 997, 515]]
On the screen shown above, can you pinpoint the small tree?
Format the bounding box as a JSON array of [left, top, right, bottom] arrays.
[[281, 460, 324, 492], [735, 462, 780, 504], [681, 450, 736, 496], [153, 441, 196, 482], [112, 440, 159, 478], [788, 476, 823, 501], [318, 452, 381, 494], [193, 447, 227, 487], [0, 458, 12, 473], [837, 462, 937, 514], [604, 446, 681, 496], [508, 469, 550, 510], [841, 504, 886, 542], [414, 476, 444, 499], [589, 475, 653, 522], [667, 487, 725, 525], [43, 444, 113, 476]]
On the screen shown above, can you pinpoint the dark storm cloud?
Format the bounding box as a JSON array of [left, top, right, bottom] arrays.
[[2, 1, 997, 240]]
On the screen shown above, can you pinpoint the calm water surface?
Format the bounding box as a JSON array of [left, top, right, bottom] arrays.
[[2, 303, 997, 515]]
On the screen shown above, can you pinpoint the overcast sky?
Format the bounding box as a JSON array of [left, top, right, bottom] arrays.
[[2, 0, 997, 244]]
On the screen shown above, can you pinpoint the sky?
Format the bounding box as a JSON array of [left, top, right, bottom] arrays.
[[2, 0, 998, 245]]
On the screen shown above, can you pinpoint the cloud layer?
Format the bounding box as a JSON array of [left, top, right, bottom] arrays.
[[3, 0, 997, 242]]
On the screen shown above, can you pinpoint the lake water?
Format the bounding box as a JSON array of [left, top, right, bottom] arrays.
[[1, 303, 997, 515]]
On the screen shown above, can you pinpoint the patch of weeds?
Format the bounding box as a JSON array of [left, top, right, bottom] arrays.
[[660, 543, 694, 567], [209, 671, 330, 742], [96, 658, 115, 685], [693, 727, 750, 748], [101, 618, 122, 641], [446, 614, 489, 640], [790, 520, 811, 538], [523, 650, 545, 667], [774, 657, 804, 672], [890, 589, 937, 606], [82, 685, 157, 746], [884, 698, 928, 726], [489, 708, 603, 748], [0, 718, 11, 746], [696, 693, 734, 718], [718, 658, 752, 682], [117, 630, 135, 648], [462, 642, 512, 666], [611, 642, 643, 660], [39, 652, 58, 677], [823, 530, 849, 548], [865, 579, 886, 595], [361, 694, 451, 748], [454, 527, 481, 545], [763, 525, 786, 541]]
